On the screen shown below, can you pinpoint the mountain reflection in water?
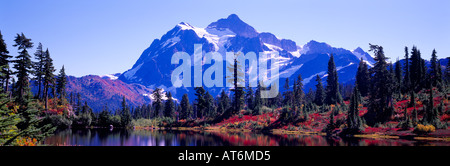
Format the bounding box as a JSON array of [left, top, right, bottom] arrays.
[[44, 129, 448, 146]]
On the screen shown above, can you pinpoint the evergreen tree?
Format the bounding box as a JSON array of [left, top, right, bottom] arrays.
[[365, 44, 395, 126], [75, 93, 81, 114], [283, 78, 293, 106], [412, 107, 418, 125], [356, 58, 370, 97], [227, 56, 245, 114], [180, 93, 191, 120], [346, 84, 363, 133], [4, 98, 55, 145], [314, 75, 325, 106], [0, 84, 20, 145], [305, 88, 315, 104], [56, 65, 67, 101], [98, 104, 111, 127], [325, 109, 335, 133], [33, 43, 45, 99], [410, 46, 425, 91], [151, 88, 163, 118], [43, 49, 55, 110], [422, 81, 443, 128], [245, 85, 254, 111], [400, 106, 413, 129], [325, 54, 343, 105], [217, 90, 230, 115], [429, 49, 443, 90], [293, 74, 304, 107], [446, 57, 450, 84], [403, 46, 411, 93], [204, 91, 215, 117], [0, 31, 12, 94], [394, 58, 402, 94], [164, 92, 175, 117], [254, 83, 267, 108], [75, 101, 93, 128], [194, 86, 206, 118], [12, 33, 34, 104], [176, 105, 182, 121], [273, 91, 283, 108], [120, 96, 132, 127]]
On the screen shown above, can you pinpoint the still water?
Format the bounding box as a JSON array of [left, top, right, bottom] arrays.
[[44, 129, 448, 146]]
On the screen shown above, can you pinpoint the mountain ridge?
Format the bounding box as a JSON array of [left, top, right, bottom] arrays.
[[118, 14, 375, 101]]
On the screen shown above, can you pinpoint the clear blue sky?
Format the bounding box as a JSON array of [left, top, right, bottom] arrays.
[[1, 0, 449, 77]]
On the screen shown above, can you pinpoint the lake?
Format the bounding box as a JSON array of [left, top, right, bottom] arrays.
[[44, 129, 449, 146]]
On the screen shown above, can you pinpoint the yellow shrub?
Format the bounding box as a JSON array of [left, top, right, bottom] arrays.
[[414, 124, 436, 134]]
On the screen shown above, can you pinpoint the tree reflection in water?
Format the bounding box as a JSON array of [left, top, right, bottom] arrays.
[[44, 129, 449, 146]]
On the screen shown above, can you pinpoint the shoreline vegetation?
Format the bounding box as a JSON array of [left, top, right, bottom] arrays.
[[1, 31, 449, 146]]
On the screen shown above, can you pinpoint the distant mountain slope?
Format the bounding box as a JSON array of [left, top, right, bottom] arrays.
[[65, 74, 152, 112]]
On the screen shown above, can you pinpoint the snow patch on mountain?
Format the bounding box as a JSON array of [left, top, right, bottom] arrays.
[[279, 64, 303, 78], [161, 36, 181, 48], [123, 63, 143, 80], [176, 22, 236, 51], [101, 74, 119, 80], [302, 71, 327, 85], [336, 62, 354, 70]]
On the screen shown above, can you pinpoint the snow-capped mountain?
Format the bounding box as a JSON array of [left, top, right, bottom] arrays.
[[352, 47, 375, 65], [119, 14, 375, 100]]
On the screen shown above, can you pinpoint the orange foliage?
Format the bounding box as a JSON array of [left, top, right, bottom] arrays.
[[16, 137, 38, 146]]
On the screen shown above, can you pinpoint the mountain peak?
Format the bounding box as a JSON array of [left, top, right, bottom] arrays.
[[207, 14, 258, 38], [176, 22, 194, 30], [353, 47, 365, 53], [226, 14, 241, 21], [352, 47, 375, 64], [303, 40, 332, 54]]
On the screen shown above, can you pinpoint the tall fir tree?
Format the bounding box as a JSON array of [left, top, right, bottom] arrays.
[[151, 88, 163, 118], [180, 93, 192, 120], [314, 75, 325, 106], [293, 74, 304, 107], [429, 49, 443, 90], [403, 46, 411, 93], [365, 44, 395, 126], [305, 88, 315, 104], [410, 46, 425, 91], [245, 85, 254, 111], [43, 49, 55, 111], [204, 91, 215, 117], [422, 80, 443, 128], [227, 55, 245, 114], [0, 31, 12, 94], [10, 35, 56, 142], [346, 84, 363, 133], [120, 96, 132, 127], [12, 33, 34, 104], [356, 58, 370, 97], [254, 83, 267, 109], [283, 78, 293, 106], [56, 65, 67, 102], [33, 43, 45, 99], [164, 92, 175, 117], [446, 57, 450, 84], [394, 58, 402, 95], [218, 90, 231, 116], [194, 86, 206, 118], [325, 54, 343, 105]]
